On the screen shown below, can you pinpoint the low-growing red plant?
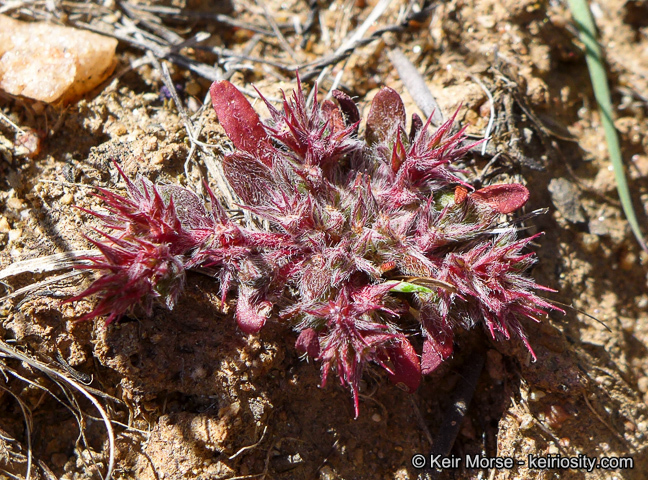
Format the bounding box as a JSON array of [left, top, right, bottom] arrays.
[[71, 77, 561, 416]]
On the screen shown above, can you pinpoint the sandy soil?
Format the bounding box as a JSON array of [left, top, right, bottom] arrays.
[[1, 0, 648, 479]]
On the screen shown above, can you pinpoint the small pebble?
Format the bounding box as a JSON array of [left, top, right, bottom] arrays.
[[319, 465, 339, 480], [61, 192, 74, 205], [580, 233, 600, 254], [185, 81, 201, 96], [8, 228, 22, 242], [548, 178, 585, 223], [529, 389, 546, 401], [619, 250, 637, 271], [545, 404, 570, 429], [142, 93, 159, 103], [112, 123, 127, 136], [151, 151, 166, 165], [143, 137, 158, 153], [7, 197, 24, 210]]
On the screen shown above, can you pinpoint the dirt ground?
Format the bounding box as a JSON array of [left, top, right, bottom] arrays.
[[1, 0, 648, 479]]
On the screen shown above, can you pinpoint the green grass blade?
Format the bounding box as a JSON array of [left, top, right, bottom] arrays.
[[568, 0, 648, 253]]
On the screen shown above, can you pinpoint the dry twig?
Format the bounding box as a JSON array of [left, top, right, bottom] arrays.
[[0, 341, 116, 480]]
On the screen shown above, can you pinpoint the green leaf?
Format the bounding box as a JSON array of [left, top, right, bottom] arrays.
[[384, 280, 434, 294], [568, 0, 647, 253]]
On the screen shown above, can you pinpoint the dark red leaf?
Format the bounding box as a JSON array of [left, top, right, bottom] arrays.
[[295, 328, 320, 358], [409, 112, 423, 143], [321, 100, 346, 133], [471, 184, 530, 214], [210, 81, 273, 166], [421, 335, 454, 375], [332, 90, 360, 127], [366, 87, 406, 145], [386, 337, 421, 392], [235, 287, 271, 334], [158, 184, 215, 231], [222, 152, 273, 205]]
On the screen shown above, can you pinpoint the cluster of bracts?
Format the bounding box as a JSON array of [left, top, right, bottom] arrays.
[[71, 77, 559, 415]]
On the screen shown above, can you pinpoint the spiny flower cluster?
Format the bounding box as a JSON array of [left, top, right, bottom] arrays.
[[72, 77, 560, 416]]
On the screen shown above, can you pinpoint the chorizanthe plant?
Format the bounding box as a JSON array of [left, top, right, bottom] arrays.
[[71, 77, 561, 416]]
